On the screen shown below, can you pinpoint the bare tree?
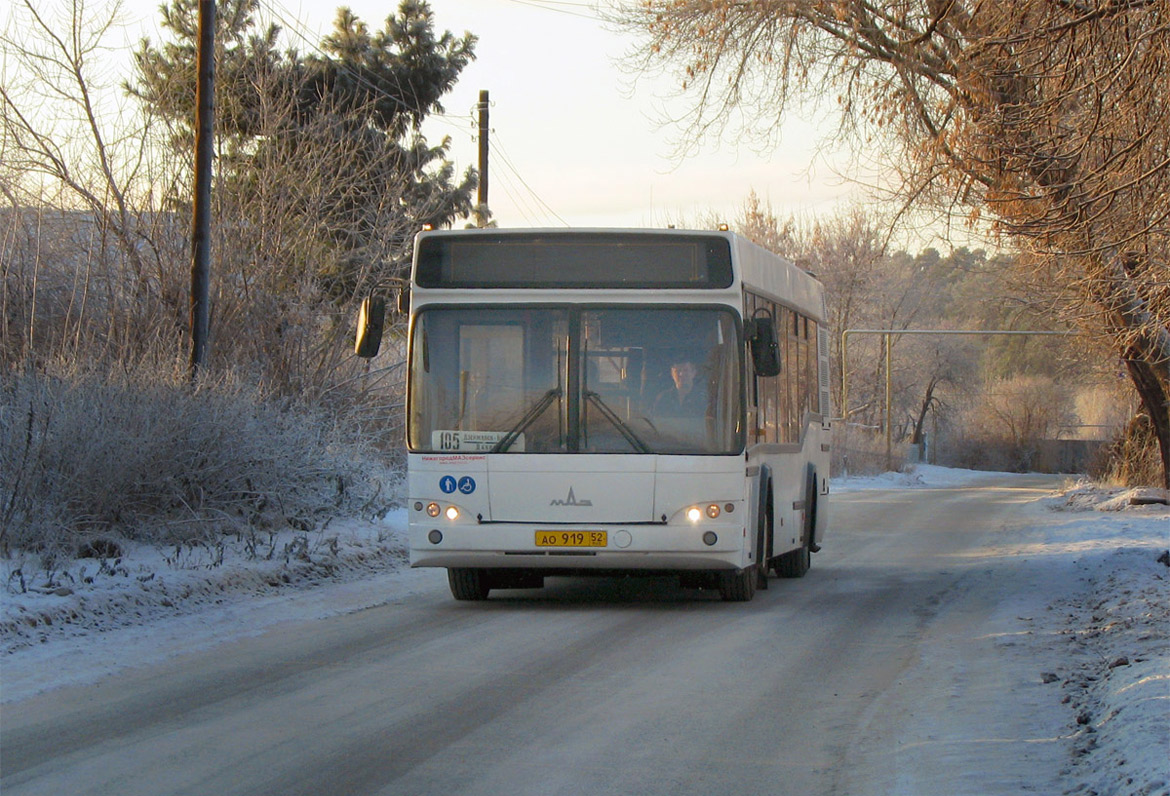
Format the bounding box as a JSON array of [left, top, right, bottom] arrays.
[[1, 0, 192, 369], [203, 81, 427, 398], [736, 190, 801, 259], [1, 0, 162, 279], [612, 0, 1170, 487], [735, 200, 940, 427]]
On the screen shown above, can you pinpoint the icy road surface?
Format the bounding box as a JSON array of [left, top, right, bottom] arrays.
[[0, 474, 1141, 795]]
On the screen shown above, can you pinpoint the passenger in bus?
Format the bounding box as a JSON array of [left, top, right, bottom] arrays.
[[653, 358, 707, 417]]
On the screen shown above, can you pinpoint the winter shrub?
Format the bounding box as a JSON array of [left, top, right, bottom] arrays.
[[940, 375, 1074, 472], [0, 364, 400, 557]]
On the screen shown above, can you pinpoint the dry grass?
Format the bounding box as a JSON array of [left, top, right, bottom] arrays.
[[1091, 415, 1163, 488], [833, 425, 906, 477]]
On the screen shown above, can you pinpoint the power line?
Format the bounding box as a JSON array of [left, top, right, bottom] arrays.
[[503, 0, 600, 20], [487, 134, 549, 226], [492, 132, 570, 226], [493, 166, 544, 226]]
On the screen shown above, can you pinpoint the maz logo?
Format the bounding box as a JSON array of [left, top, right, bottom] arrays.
[[550, 487, 592, 507]]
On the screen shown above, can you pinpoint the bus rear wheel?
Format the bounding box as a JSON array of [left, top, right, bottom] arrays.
[[774, 544, 810, 578], [448, 568, 490, 600], [775, 467, 816, 579]]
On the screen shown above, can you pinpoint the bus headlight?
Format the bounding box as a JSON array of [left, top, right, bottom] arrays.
[[426, 502, 441, 518], [445, 506, 460, 521], [686, 504, 722, 523]]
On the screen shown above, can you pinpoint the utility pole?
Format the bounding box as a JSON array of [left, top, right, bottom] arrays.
[[476, 89, 489, 228], [189, 0, 215, 377]]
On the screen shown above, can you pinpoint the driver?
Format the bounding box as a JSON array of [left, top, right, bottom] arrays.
[[653, 358, 706, 417]]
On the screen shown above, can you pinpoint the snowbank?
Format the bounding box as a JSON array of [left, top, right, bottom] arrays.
[[1, 511, 414, 698], [834, 462, 1043, 491], [1037, 482, 1170, 796]]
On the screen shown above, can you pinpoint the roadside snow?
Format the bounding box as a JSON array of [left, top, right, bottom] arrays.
[[837, 466, 1170, 796], [1, 510, 416, 701], [2, 466, 1167, 795], [1035, 482, 1170, 796], [834, 462, 1016, 492]]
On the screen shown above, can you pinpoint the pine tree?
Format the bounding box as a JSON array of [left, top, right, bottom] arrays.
[[131, 0, 478, 302]]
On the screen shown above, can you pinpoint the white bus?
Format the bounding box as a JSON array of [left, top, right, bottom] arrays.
[[357, 228, 831, 601]]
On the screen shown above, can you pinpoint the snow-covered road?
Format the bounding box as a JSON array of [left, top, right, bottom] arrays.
[[1, 468, 1167, 795]]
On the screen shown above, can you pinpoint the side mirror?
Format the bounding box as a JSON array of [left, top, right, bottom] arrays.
[[746, 317, 781, 377], [354, 296, 386, 358]]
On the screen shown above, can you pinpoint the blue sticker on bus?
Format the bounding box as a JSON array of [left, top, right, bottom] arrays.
[[457, 476, 477, 495], [439, 475, 457, 494]]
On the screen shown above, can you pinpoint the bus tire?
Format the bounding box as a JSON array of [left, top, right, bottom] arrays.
[[756, 478, 773, 591], [448, 568, 490, 600], [775, 542, 810, 578], [776, 467, 816, 579], [719, 567, 757, 602]]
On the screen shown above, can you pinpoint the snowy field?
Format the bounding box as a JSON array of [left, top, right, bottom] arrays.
[[2, 465, 1167, 795]]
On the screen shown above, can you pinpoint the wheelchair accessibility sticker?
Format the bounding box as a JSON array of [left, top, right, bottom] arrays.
[[440, 475, 477, 495]]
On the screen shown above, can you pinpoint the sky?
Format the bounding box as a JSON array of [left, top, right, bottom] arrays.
[[109, 0, 861, 230]]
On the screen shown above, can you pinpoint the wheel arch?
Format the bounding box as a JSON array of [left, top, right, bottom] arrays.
[[805, 462, 822, 553], [755, 464, 774, 561]]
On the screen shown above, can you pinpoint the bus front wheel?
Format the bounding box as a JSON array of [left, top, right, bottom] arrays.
[[756, 478, 774, 591], [448, 568, 490, 600], [718, 567, 757, 602]]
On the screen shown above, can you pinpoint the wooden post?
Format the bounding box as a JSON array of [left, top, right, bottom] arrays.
[[189, 0, 215, 376], [476, 89, 489, 228]]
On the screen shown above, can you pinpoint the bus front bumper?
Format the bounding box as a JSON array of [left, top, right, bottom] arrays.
[[409, 521, 751, 571]]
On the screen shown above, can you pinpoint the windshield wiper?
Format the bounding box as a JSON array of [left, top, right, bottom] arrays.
[[491, 388, 562, 453], [584, 390, 651, 454]]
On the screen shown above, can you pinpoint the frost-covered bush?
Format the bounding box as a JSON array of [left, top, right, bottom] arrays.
[[0, 366, 400, 557], [942, 375, 1074, 472]]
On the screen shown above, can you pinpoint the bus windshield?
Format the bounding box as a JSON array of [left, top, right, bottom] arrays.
[[408, 305, 743, 455]]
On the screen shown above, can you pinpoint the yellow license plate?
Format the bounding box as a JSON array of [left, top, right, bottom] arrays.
[[535, 530, 608, 548]]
